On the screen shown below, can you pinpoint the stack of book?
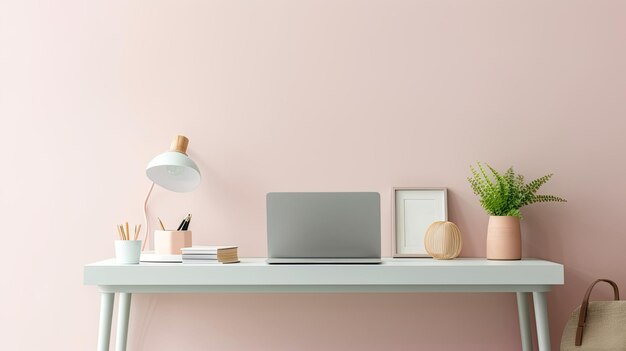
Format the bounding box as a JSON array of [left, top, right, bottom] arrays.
[[181, 246, 239, 264]]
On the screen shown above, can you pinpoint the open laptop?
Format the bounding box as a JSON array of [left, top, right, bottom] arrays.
[[266, 192, 381, 264]]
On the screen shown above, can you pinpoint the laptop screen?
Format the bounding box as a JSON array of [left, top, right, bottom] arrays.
[[266, 192, 381, 259]]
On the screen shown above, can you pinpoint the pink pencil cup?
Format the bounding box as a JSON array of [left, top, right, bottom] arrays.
[[154, 230, 192, 255]]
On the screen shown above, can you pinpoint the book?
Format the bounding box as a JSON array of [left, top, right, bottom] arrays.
[[181, 246, 237, 254], [181, 246, 239, 264], [182, 257, 239, 264], [182, 253, 218, 259]]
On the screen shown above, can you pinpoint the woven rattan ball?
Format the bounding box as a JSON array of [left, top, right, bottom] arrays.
[[424, 221, 462, 260]]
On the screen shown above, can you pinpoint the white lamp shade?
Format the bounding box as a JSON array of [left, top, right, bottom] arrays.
[[146, 151, 201, 192]]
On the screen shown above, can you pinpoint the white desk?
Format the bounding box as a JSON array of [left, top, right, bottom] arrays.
[[84, 258, 564, 351]]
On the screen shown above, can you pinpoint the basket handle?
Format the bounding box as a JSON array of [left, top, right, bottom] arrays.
[[575, 279, 620, 346]]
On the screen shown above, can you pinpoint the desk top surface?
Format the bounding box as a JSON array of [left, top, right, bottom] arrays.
[[84, 258, 564, 287]]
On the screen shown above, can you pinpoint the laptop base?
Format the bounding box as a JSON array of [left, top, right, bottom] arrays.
[[266, 258, 382, 264]]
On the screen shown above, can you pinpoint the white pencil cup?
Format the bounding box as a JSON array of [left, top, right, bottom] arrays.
[[115, 240, 142, 264]]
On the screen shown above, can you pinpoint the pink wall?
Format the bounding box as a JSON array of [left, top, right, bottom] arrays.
[[1, 0, 625, 350]]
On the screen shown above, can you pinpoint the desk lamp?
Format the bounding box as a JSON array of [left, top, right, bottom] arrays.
[[142, 135, 201, 250]]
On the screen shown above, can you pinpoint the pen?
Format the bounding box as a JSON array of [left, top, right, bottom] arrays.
[[182, 214, 192, 230], [177, 214, 190, 231]]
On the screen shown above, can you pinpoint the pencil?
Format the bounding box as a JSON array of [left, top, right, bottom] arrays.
[[117, 225, 123, 240], [157, 217, 166, 230], [135, 224, 141, 240], [134, 224, 139, 240], [125, 222, 129, 241], [120, 224, 127, 240]]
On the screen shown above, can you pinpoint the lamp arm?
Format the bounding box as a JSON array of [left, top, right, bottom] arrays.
[[142, 182, 155, 251]]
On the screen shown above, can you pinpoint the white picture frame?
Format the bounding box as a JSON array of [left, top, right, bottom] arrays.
[[392, 187, 448, 257]]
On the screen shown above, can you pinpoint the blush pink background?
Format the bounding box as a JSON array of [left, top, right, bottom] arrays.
[[1, 1, 625, 350]]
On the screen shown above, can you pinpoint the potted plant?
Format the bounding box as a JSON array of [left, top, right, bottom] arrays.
[[468, 162, 566, 260]]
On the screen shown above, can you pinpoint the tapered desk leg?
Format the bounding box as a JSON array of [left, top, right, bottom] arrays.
[[115, 293, 132, 351], [516, 292, 533, 351], [98, 293, 115, 351], [533, 292, 551, 351]]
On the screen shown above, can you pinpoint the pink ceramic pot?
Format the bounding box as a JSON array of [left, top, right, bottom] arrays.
[[486, 216, 521, 260]]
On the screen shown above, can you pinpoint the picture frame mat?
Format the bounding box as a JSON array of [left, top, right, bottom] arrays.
[[392, 187, 448, 258]]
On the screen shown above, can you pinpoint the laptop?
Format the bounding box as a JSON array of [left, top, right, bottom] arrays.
[[266, 192, 381, 264]]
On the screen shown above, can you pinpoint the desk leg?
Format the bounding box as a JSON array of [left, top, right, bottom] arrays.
[[115, 293, 132, 351], [98, 293, 115, 351], [516, 292, 533, 351], [533, 292, 551, 351]]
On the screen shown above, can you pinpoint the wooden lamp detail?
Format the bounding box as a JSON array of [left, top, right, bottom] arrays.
[[424, 221, 463, 260], [170, 135, 189, 155]]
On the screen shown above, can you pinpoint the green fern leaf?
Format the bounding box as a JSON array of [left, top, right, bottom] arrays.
[[467, 162, 566, 219]]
